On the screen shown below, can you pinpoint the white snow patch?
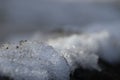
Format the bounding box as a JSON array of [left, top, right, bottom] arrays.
[[0, 41, 70, 80], [48, 30, 120, 70]]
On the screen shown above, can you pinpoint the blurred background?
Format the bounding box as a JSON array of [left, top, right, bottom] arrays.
[[0, 0, 120, 42]]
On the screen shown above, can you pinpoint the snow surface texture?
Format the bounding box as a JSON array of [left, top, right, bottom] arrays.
[[0, 41, 70, 80], [1, 23, 120, 80], [48, 30, 120, 70], [1, 26, 120, 80]]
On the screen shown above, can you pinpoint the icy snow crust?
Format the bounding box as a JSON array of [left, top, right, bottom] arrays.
[[0, 41, 70, 80], [1, 29, 120, 80]]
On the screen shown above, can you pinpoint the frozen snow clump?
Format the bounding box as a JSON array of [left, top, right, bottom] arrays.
[[0, 41, 70, 80]]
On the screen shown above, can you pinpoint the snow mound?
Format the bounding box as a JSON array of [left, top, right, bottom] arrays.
[[48, 34, 101, 71], [48, 30, 120, 70], [0, 41, 70, 80]]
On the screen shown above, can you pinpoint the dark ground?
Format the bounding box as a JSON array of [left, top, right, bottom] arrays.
[[0, 75, 13, 80], [71, 58, 120, 80]]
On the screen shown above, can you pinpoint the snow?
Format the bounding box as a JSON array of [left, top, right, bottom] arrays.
[[48, 34, 101, 71], [48, 30, 120, 70], [0, 41, 70, 80], [0, 29, 120, 80], [1, 1, 120, 80]]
